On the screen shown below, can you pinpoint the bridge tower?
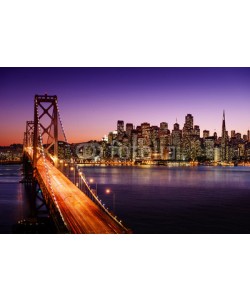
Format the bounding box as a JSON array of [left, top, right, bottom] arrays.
[[25, 121, 34, 147], [21, 121, 35, 184], [33, 94, 58, 168]]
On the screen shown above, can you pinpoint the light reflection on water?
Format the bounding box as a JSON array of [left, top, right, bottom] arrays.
[[76, 165, 250, 233], [0, 165, 30, 233], [1, 164, 250, 234]]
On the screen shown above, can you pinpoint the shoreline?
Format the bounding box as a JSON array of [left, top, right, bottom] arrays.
[[76, 161, 250, 167], [0, 161, 22, 165]]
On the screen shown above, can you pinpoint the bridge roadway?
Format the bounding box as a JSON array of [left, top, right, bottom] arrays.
[[26, 148, 129, 233]]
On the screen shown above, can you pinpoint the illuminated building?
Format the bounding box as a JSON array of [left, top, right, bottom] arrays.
[[193, 125, 200, 137], [141, 122, 151, 147], [131, 130, 138, 160], [117, 120, 124, 141], [99, 115, 249, 163], [150, 125, 160, 154], [214, 146, 221, 162], [183, 114, 193, 133], [58, 141, 71, 159], [126, 123, 133, 138], [182, 114, 201, 161], [171, 122, 182, 160], [203, 130, 209, 139], [204, 137, 215, 161], [220, 110, 227, 162], [159, 122, 170, 159]]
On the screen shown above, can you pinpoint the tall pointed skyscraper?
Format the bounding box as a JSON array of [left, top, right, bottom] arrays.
[[222, 110, 226, 138], [221, 110, 227, 161]]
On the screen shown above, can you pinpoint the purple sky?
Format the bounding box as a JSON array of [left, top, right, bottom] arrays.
[[0, 67, 250, 145]]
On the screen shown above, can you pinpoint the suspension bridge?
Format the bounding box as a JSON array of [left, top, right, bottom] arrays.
[[22, 94, 131, 234]]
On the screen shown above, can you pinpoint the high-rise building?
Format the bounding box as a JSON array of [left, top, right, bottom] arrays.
[[159, 122, 170, 159], [214, 146, 221, 162], [213, 131, 217, 141], [171, 122, 182, 160], [117, 120, 124, 135], [117, 120, 124, 142], [182, 114, 195, 160], [131, 130, 138, 160], [221, 110, 227, 161], [141, 122, 151, 146], [183, 114, 193, 133], [173, 123, 179, 131], [151, 126, 160, 153], [203, 130, 210, 139], [204, 137, 215, 160], [125, 123, 133, 137], [160, 122, 168, 132], [193, 125, 200, 137], [101, 113, 248, 163], [235, 132, 242, 141]]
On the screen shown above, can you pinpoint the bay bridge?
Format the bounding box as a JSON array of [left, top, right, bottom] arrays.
[[22, 94, 131, 234]]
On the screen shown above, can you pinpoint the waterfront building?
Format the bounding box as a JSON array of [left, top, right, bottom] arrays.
[[141, 122, 151, 147], [137, 135, 144, 158], [73, 115, 249, 163], [171, 122, 182, 160], [204, 137, 215, 161], [245, 143, 250, 160], [181, 114, 202, 161], [58, 141, 71, 159], [150, 125, 160, 153], [214, 146, 221, 162], [131, 130, 138, 160]]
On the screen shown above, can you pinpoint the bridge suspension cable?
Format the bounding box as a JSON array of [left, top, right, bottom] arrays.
[[23, 94, 131, 233]]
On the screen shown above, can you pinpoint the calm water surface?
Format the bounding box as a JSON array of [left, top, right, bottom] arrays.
[[1, 164, 250, 233], [78, 165, 250, 233], [0, 165, 30, 233]]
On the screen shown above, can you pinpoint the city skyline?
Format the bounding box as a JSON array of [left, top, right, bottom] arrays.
[[0, 67, 250, 146]]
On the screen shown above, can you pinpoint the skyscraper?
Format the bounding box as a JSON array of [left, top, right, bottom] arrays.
[[182, 114, 194, 160], [183, 114, 193, 133], [203, 130, 210, 139], [117, 120, 124, 135], [221, 110, 227, 161], [171, 122, 182, 160], [125, 123, 133, 137], [117, 120, 124, 141]]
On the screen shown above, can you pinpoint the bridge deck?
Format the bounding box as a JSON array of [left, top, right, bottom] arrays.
[[26, 149, 129, 233]]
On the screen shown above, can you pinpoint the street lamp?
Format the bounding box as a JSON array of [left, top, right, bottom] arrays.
[[70, 166, 76, 184], [105, 188, 116, 213], [89, 178, 98, 195], [78, 171, 83, 190]]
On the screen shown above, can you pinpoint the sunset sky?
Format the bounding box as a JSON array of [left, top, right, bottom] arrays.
[[0, 67, 250, 146]]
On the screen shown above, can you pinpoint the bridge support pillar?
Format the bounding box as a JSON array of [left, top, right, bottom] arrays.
[[33, 94, 59, 169]]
